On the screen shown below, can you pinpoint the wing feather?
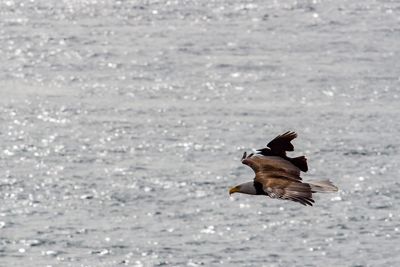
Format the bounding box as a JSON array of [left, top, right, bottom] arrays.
[[243, 155, 301, 180], [267, 131, 297, 156], [257, 175, 314, 206], [278, 183, 314, 206]]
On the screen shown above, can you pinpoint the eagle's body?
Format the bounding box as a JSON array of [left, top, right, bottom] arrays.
[[229, 131, 338, 206]]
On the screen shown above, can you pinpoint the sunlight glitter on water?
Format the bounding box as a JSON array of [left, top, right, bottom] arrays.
[[1, 0, 400, 266]]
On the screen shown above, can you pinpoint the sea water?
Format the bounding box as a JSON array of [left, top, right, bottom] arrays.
[[1, 0, 400, 266]]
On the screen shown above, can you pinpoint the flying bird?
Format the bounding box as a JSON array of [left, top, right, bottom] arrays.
[[229, 131, 338, 206]]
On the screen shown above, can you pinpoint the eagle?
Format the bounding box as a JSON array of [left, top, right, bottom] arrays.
[[229, 131, 338, 206]]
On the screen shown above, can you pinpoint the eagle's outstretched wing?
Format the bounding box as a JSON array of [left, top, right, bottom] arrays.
[[258, 178, 315, 206], [242, 154, 314, 205], [256, 131, 308, 172], [266, 131, 297, 156], [242, 154, 301, 181]]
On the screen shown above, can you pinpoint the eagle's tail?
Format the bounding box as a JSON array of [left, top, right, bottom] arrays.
[[308, 180, 338, 193]]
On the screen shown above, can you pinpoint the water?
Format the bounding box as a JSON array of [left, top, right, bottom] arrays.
[[1, 0, 400, 266]]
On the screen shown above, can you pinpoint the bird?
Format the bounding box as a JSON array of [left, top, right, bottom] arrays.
[[229, 131, 338, 206]]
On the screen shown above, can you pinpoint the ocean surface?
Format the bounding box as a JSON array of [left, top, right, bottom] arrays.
[[1, 0, 400, 266]]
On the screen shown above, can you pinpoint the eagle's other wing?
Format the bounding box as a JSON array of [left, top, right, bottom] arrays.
[[266, 131, 297, 156]]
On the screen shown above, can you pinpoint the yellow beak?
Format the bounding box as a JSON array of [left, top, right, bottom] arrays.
[[229, 186, 240, 195]]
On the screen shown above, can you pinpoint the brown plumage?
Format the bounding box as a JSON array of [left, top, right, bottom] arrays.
[[256, 131, 308, 172], [229, 132, 338, 206]]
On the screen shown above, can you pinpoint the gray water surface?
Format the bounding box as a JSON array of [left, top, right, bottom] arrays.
[[1, 0, 400, 266]]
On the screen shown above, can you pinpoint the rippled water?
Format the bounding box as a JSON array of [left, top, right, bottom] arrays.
[[1, 0, 400, 266]]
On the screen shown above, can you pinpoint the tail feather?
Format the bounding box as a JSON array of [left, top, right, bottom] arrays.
[[308, 180, 338, 193], [290, 156, 308, 172]]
